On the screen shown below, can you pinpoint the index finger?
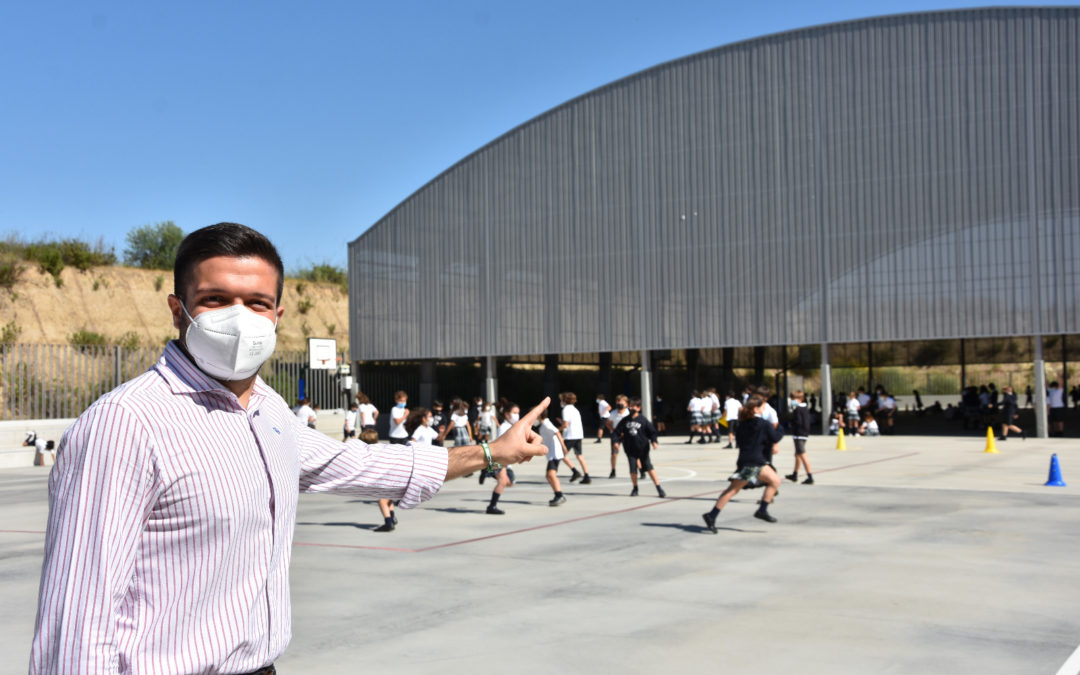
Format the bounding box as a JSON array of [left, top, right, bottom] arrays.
[[518, 397, 551, 429]]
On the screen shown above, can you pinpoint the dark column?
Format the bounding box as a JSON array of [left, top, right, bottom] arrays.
[[753, 346, 766, 384], [959, 339, 967, 391], [867, 342, 874, 390], [721, 347, 734, 392], [544, 354, 560, 404], [596, 352, 612, 397], [419, 359, 437, 408], [1063, 334, 1068, 390], [686, 348, 700, 391]]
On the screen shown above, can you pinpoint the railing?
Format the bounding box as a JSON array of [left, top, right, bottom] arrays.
[[0, 344, 350, 420]]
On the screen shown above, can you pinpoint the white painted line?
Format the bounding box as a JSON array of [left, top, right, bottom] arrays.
[[1055, 642, 1080, 675]]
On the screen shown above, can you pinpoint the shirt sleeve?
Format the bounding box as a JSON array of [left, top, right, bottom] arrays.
[[296, 424, 446, 508], [31, 402, 159, 674]]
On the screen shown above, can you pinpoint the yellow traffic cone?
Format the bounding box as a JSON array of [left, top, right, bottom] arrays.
[[984, 426, 999, 453], [836, 427, 847, 451]]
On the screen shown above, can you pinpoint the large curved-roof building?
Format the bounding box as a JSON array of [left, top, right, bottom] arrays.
[[349, 7, 1079, 433]]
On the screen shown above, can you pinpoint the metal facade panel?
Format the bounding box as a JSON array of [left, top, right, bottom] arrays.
[[350, 8, 1080, 361]]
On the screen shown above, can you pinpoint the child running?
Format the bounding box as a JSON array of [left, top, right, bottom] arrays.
[[484, 401, 519, 514], [595, 394, 611, 442], [536, 407, 568, 506], [361, 427, 399, 532], [612, 397, 666, 498], [784, 390, 814, 485], [559, 392, 591, 484], [606, 394, 631, 478], [701, 394, 785, 532]]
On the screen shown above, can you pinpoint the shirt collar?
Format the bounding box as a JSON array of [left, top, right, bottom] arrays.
[[157, 341, 271, 406]]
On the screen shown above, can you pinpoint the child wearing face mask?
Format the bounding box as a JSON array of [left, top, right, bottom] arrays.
[[476, 401, 497, 442], [606, 395, 631, 478], [388, 391, 410, 445], [481, 401, 520, 515]]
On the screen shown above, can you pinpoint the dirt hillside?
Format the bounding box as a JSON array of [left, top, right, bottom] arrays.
[[0, 265, 348, 352]]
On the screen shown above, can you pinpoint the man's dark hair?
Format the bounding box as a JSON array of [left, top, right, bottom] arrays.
[[173, 222, 285, 303], [628, 397, 642, 408]]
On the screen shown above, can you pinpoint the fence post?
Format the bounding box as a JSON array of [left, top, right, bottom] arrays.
[[115, 345, 122, 389]]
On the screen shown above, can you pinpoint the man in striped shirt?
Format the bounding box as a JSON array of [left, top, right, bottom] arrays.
[[30, 223, 548, 674]]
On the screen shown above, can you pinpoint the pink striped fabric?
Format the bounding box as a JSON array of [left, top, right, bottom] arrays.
[[30, 342, 447, 674]]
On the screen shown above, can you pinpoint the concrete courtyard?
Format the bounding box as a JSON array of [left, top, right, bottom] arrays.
[[3, 432, 1079, 674]]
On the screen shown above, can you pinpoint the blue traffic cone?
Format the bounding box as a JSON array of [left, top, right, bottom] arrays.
[[1045, 454, 1067, 487]]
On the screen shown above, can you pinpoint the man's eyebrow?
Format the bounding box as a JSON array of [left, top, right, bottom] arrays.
[[192, 287, 277, 302]]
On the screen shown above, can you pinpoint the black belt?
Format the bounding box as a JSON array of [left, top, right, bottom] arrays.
[[241, 666, 275, 675]]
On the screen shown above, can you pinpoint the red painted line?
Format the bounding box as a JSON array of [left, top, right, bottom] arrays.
[[3, 453, 920, 551], [294, 541, 418, 553], [813, 452, 920, 474]]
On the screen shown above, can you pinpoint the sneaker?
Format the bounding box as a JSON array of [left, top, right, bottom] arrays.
[[723, 443, 733, 449], [630, 486, 639, 497], [697, 438, 707, 444], [753, 507, 778, 523], [802, 477, 814, 485], [374, 523, 395, 532], [549, 495, 567, 507], [785, 473, 798, 482], [656, 486, 666, 498], [580, 475, 592, 485], [595, 439, 602, 444], [702, 512, 718, 533], [997, 436, 1007, 441], [608, 470, 616, 479], [570, 469, 582, 483], [486, 505, 505, 515]]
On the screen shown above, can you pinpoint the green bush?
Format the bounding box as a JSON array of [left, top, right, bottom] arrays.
[[124, 221, 184, 269], [0, 254, 24, 291], [294, 262, 346, 285], [118, 331, 140, 350], [0, 321, 21, 345], [23, 237, 115, 277], [297, 297, 314, 314], [58, 238, 117, 270], [30, 246, 65, 287], [293, 262, 347, 295], [154, 274, 164, 292], [69, 328, 108, 350]]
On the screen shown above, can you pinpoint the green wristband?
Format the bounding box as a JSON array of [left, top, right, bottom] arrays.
[[480, 441, 502, 473]]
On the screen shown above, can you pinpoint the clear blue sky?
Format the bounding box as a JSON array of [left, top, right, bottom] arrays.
[[1, 1, 1069, 271]]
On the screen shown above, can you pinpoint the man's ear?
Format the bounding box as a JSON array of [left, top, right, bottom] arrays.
[[167, 294, 184, 331], [275, 305, 285, 324]]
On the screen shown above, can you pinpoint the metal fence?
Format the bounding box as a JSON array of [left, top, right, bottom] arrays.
[[0, 344, 350, 421]]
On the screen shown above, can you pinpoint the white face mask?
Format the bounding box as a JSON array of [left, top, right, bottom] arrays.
[[509, 413, 520, 424], [423, 418, 433, 427], [181, 301, 277, 381]]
